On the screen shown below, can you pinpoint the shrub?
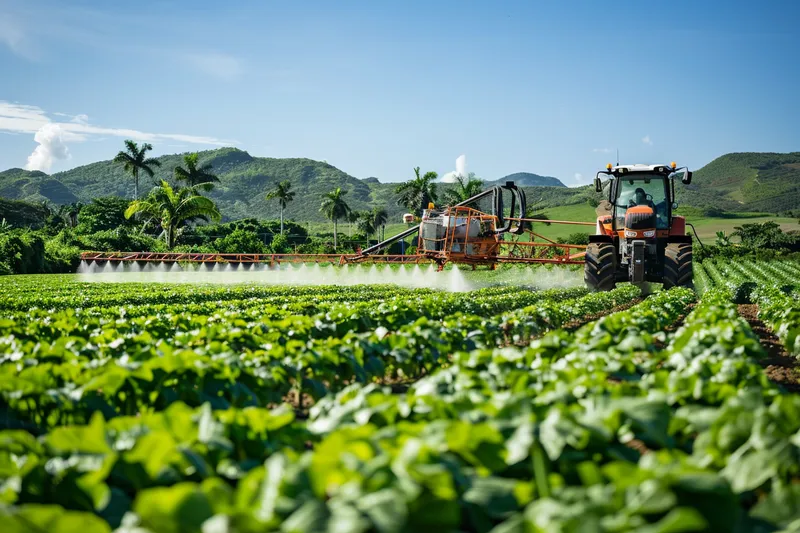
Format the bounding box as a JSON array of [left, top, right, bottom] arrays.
[[269, 233, 291, 254], [44, 238, 81, 273], [557, 232, 590, 245], [75, 197, 134, 234], [213, 229, 266, 254], [0, 230, 46, 274], [80, 227, 165, 252]]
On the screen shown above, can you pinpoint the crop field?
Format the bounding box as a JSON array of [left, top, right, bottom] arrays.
[[1, 262, 800, 532]]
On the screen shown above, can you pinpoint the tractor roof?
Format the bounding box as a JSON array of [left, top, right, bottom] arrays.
[[608, 163, 674, 173]]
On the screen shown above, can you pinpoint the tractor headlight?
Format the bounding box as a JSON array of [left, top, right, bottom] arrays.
[[625, 231, 637, 238], [643, 230, 656, 237]]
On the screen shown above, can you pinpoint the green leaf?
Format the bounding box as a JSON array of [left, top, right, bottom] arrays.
[[133, 482, 214, 533], [0, 504, 112, 533], [125, 431, 180, 480], [722, 450, 777, 493], [632, 507, 707, 533], [463, 476, 524, 519], [257, 453, 287, 523], [505, 418, 534, 465], [355, 488, 407, 533], [750, 483, 800, 528], [46, 412, 111, 455], [280, 499, 329, 533]]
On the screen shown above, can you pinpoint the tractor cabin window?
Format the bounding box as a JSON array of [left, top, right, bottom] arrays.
[[613, 176, 669, 229]]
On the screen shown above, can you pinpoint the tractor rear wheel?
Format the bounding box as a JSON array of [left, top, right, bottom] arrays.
[[584, 242, 617, 292], [663, 242, 693, 290]]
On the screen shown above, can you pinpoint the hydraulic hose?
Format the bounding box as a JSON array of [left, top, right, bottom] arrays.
[[686, 223, 705, 250]]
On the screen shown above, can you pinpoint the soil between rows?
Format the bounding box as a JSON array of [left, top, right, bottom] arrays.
[[738, 304, 800, 392]]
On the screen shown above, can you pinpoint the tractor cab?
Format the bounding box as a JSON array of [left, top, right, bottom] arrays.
[[586, 162, 694, 291]]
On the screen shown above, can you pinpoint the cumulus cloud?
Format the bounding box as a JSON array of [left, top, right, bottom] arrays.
[[26, 124, 73, 171], [184, 52, 243, 80], [0, 101, 238, 171], [574, 173, 583, 183], [642, 135, 653, 146]]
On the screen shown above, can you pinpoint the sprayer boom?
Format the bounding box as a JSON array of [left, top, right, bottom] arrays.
[[81, 181, 593, 271]]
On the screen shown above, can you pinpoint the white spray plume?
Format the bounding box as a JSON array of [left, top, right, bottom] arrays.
[[25, 123, 71, 171], [441, 154, 466, 183]]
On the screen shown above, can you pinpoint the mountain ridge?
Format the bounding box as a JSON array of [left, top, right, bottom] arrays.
[[1, 149, 798, 222]]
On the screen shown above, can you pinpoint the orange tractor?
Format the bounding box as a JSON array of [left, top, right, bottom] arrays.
[[586, 162, 694, 291]]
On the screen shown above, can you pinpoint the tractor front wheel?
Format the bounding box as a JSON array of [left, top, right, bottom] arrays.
[[663, 242, 693, 290], [584, 242, 617, 292]]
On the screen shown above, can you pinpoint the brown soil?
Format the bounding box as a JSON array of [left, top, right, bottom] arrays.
[[738, 304, 800, 392]]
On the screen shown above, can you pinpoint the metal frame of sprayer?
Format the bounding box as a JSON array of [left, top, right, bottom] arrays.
[[80, 181, 592, 271]]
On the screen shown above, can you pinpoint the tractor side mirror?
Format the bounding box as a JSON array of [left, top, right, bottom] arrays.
[[594, 177, 603, 193], [672, 169, 692, 185]]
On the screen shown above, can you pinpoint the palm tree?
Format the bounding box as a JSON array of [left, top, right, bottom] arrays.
[[319, 187, 350, 250], [174, 153, 219, 192], [265, 180, 295, 235], [371, 207, 388, 241], [113, 140, 161, 200], [395, 166, 439, 215], [124, 180, 221, 249], [346, 210, 360, 237], [355, 211, 375, 240], [442, 172, 484, 207]]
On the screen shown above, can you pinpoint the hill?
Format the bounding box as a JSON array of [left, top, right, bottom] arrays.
[[0, 148, 572, 223], [1, 149, 798, 224], [489, 172, 566, 188], [676, 152, 800, 213], [0, 168, 79, 205]]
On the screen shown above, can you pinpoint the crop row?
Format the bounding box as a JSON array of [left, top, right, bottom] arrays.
[[6, 286, 800, 532], [751, 284, 800, 356], [0, 285, 636, 431], [695, 259, 800, 356]]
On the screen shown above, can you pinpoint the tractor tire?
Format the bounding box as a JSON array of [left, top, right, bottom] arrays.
[[584, 242, 617, 292], [663, 242, 693, 290]]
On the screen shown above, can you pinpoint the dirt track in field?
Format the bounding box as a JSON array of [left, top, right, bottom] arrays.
[[738, 304, 800, 393]]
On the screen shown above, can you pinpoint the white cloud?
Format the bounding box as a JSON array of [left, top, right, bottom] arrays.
[[574, 173, 583, 183], [26, 123, 72, 171], [184, 52, 243, 80], [642, 135, 653, 146], [592, 148, 613, 153], [0, 101, 238, 171]]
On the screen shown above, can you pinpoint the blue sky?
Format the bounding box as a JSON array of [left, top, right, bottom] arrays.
[[0, 0, 797, 186]]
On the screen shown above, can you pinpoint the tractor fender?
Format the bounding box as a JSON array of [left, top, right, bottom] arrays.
[[667, 235, 692, 244], [588, 235, 614, 244]]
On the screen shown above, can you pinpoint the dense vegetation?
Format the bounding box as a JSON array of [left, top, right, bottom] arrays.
[[5, 149, 798, 226], [1, 259, 799, 531]]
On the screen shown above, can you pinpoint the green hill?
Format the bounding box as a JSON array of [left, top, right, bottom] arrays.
[[676, 152, 800, 213], [48, 148, 381, 222], [0, 168, 78, 205], [489, 172, 566, 187], [1, 149, 798, 225], [0, 148, 573, 223]]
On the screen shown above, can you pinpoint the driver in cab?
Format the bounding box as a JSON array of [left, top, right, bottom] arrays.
[[629, 187, 655, 210]]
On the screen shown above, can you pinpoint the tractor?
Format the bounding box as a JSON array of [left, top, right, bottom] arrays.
[[585, 162, 694, 291]]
